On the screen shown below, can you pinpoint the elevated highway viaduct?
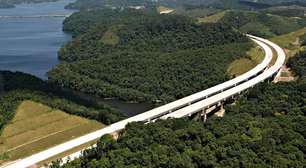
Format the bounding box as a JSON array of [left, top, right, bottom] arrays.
[[2, 35, 285, 168]]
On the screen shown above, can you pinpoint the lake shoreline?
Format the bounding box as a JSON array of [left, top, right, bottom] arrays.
[[0, 0, 75, 79]]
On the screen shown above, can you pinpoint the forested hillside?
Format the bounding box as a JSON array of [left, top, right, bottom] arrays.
[[59, 9, 248, 62], [49, 43, 252, 103], [63, 1, 306, 40], [48, 9, 252, 103], [0, 71, 126, 131], [56, 47, 306, 168]]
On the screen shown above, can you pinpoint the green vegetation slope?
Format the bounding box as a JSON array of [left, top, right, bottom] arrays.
[[48, 9, 252, 104]]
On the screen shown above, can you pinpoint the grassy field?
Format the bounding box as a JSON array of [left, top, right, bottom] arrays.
[[240, 21, 274, 37], [0, 100, 104, 164], [270, 26, 306, 59], [198, 11, 227, 23], [227, 45, 265, 78], [100, 25, 122, 46], [227, 58, 257, 78]]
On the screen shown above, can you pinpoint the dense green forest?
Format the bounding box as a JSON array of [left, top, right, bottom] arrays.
[[56, 84, 306, 167], [55, 45, 306, 168], [49, 43, 252, 103], [0, 0, 58, 8], [288, 50, 306, 81], [58, 114, 305, 167], [48, 9, 252, 103], [0, 71, 126, 131]]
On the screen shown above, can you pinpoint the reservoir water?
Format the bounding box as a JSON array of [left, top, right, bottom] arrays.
[[0, 0, 75, 79], [0, 0, 153, 115]]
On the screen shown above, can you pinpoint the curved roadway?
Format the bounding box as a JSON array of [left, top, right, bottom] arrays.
[[161, 35, 285, 119], [2, 35, 285, 168]]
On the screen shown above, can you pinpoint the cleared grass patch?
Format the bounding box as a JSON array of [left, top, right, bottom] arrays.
[[240, 22, 274, 37], [227, 58, 257, 77], [247, 45, 266, 64], [100, 25, 122, 46], [270, 26, 306, 58], [0, 100, 104, 164], [198, 11, 227, 23], [4, 116, 86, 149], [2, 111, 70, 138], [8, 122, 102, 161], [227, 45, 265, 78], [12, 101, 51, 122]]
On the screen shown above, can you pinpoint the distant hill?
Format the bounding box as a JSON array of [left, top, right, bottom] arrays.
[[246, 0, 306, 5], [219, 10, 306, 37], [0, 0, 59, 8], [263, 5, 306, 17], [64, 0, 306, 10]]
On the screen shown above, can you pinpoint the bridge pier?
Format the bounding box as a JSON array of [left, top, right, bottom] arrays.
[[202, 108, 207, 123], [273, 68, 282, 83], [214, 104, 225, 117], [110, 131, 120, 140], [198, 102, 227, 122]]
